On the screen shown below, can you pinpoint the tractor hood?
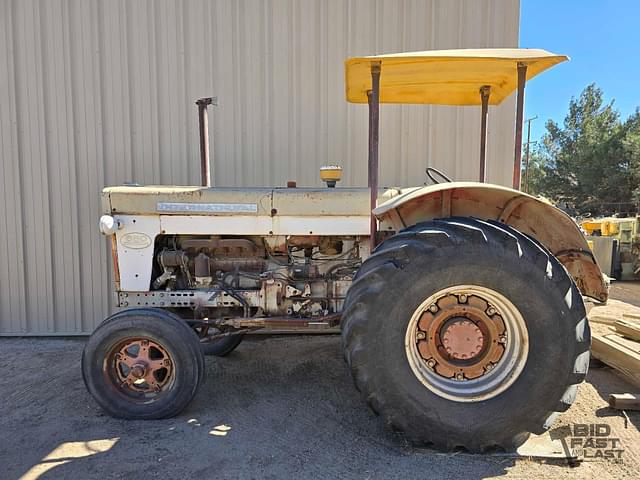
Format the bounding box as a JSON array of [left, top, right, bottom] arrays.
[[102, 185, 388, 217]]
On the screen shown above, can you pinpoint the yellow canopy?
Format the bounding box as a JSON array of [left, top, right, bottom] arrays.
[[345, 48, 568, 105]]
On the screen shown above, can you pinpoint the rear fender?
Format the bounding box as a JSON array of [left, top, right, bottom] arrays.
[[375, 182, 607, 302]]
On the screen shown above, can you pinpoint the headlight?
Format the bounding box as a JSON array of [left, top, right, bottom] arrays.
[[99, 215, 120, 235]]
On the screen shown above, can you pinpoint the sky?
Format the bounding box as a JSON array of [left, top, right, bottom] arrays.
[[520, 0, 640, 143]]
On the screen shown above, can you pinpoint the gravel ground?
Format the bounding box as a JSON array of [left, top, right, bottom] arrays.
[[0, 333, 639, 479]]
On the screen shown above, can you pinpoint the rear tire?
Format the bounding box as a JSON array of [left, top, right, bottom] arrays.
[[82, 308, 205, 419], [341, 217, 589, 451], [201, 334, 244, 356]]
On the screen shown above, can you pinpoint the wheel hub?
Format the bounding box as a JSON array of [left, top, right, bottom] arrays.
[[441, 318, 484, 360], [130, 364, 147, 379], [416, 293, 506, 380]]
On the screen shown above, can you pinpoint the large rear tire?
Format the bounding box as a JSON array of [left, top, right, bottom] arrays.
[[82, 308, 205, 419], [341, 217, 590, 451]]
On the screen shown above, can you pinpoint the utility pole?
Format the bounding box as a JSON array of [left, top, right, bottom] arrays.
[[523, 116, 538, 193]]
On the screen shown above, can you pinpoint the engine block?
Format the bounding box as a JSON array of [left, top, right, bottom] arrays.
[[140, 234, 361, 320]]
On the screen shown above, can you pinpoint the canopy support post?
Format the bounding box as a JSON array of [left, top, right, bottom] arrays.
[[368, 62, 381, 252], [479, 86, 491, 182], [512, 63, 527, 190]]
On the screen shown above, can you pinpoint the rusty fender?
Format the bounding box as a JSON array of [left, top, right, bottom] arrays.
[[374, 182, 607, 302]]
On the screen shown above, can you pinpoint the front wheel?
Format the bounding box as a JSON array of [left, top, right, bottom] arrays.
[[341, 217, 590, 451], [82, 308, 205, 419]]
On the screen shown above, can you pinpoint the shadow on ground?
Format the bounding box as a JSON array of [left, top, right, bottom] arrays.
[[588, 364, 640, 431]]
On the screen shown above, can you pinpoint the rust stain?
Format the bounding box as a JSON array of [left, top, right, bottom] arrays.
[[111, 235, 121, 291]]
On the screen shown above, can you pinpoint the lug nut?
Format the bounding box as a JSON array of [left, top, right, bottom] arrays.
[[487, 307, 496, 316], [455, 373, 465, 381], [429, 304, 438, 313], [427, 359, 436, 368], [459, 294, 467, 303], [416, 331, 426, 340], [498, 335, 507, 344], [485, 363, 494, 372]]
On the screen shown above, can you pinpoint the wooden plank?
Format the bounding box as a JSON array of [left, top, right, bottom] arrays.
[[588, 314, 618, 325], [615, 319, 640, 342], [623, 312, 640, 322], [591, 333, 640, 388], [608, 393, 640, 411]]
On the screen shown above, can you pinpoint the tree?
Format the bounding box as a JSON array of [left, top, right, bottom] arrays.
[[625, 110, 640, 203], [535, 84, 639, 215], [521, 145, 546, 196]]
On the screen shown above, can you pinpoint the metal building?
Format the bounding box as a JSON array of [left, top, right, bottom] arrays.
[[0, 0, 520, 334]]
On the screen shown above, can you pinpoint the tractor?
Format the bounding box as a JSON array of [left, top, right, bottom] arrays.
[[83, 49, 607, 452]]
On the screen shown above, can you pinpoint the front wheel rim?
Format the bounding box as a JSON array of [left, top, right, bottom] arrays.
[[104, 337, 176, 401], [405, 285, 529, 402]]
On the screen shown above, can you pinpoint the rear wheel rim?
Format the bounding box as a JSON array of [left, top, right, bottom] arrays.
[[405, 285, 529, 402]]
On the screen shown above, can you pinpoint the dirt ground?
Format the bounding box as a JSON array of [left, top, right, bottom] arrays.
[[609, 281, 640, 307], [1, 331, 639, 479]]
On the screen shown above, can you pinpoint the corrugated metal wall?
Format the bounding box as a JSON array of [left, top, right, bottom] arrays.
[[0, 0, 520, 334]]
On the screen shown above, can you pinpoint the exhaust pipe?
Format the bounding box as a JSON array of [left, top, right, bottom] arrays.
[[196, 97, 217, 187]]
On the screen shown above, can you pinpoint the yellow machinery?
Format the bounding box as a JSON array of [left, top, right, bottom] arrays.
[[582, 217, 640, 279]]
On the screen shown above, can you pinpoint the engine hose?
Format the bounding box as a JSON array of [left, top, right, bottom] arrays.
[[325, 261, 360, 277], [217, 283, 250, 318]]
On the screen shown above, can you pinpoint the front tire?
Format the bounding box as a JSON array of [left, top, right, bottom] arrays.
[[82, 308, 205, 419], [341, 217, 590, 451]]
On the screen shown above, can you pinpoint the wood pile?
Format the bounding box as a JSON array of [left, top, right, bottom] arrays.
[[591, 311, 640, 388]]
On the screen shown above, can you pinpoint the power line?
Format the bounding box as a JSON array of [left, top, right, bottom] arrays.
[[523, 116, 538, 193]]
